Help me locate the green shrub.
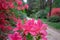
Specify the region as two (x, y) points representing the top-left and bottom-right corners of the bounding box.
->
(36, 10), (48, 18)
(48, 16), (60, 22)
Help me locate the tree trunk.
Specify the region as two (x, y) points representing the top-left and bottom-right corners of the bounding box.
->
(49, 0), (52, 18)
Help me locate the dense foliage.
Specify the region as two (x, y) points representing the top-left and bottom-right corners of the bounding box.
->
(53, 0), (60, 7)
(36, 10), (48, 19)
(48, 16), (60, 22)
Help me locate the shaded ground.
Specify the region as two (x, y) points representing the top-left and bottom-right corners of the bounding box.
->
(47, 27), (60, 40)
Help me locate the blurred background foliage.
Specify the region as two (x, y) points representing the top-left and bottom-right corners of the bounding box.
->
(26, 0), (60, 19)
(53, 0), (60, 8)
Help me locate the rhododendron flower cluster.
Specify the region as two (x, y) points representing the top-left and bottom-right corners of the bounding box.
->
(8, 19), (48, 40)
(0, 12), (12, 32)
(8, 32), (22, 40)
(0, 0), (28, 10)
(0, 12), (13, 40)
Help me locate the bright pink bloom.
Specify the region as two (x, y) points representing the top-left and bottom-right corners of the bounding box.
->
(8, 32), (22, 40)
(40, 24), (48, 30)
(37, 19), (43, 27)
(40, 24), (48, 40)
(23, 19), (41, 36)
(12, 19), (48, 39)
(40, 30), (47, 37)
(14, 19), (48, 36)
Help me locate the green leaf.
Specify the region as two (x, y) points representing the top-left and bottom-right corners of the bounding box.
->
(26, 34), (33, 40)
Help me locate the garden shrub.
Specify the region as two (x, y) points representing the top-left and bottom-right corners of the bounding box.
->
(47, 8), (60, 17)
(0, 0), (48, 40)
(48, 16), (60, 22)
(36, 10), (48, 19)
(47, 8), (60, 22)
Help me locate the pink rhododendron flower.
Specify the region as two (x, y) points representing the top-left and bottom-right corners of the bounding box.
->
(40, 30), (47, 37)
(0, 25), (6, 32)
(17, 6), (21, 10)
(40, 24), (48, 30)
(40, 24), (48, 40)
(2, 3), (9, 10)
(21, 6), (25, 10)
(37, 19), (43, 27)
(0, 12), (7, 19)
(7, 26), (12, 30)
(8, 32), (22, 40)
(24, 4), (29, 9)
(23, 19), (41, 36)
(13, 19), (23, 31)
(16, 0), (22, 5)
(12, 19), (48, 40)
(8, 2), (14, 8)
(13, 19), (48, 36)
(41, 37), (47, 40)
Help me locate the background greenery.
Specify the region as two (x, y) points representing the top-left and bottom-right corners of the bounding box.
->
(26, 0), (60, 29)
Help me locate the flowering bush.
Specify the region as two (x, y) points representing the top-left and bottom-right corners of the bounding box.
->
(0, 0), (47, 40)
(47, 8), (60, 17)
(0, 0), (28, 40)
